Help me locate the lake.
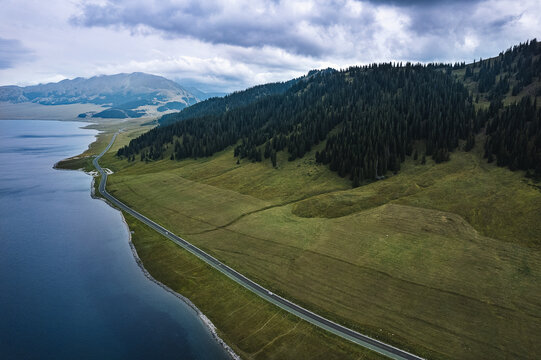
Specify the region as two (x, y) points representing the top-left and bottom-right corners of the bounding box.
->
(0, 120), (229, 360)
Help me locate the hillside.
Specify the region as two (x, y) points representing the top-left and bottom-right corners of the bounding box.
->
(0, 72), (199, 119)
(158, 77), (298, 126)
(452, 39), (541, 106)
(118, 40), (541, 183)
(88, 40), (541, 360)
(99, 119), (541, 360)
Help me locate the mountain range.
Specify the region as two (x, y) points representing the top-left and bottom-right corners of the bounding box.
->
(0, 72), (224, 119)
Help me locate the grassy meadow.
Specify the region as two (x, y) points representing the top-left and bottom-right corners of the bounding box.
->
(58, 121), (390, 359)
(125, 212), (384, 360)
(55, 118), (150, 171)
(94, 126), (541, 360)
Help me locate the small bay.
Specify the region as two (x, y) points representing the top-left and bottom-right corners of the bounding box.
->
(0, 120), (229, 360)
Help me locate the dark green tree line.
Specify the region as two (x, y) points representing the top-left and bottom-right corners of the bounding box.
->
(117, 40), (541, 186)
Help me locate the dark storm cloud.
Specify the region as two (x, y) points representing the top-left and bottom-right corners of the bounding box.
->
(70, 0), (534, 63)
(404, 2), (518, 36)
(70, 0), (376, 57)
(0, 38), (32, 69)
(370, 0), (474, 6)
(399, 2), (529, 62)
(64, 0), (541, 84)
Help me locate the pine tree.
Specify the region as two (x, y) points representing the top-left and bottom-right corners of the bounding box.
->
(270, 150), (277, 168)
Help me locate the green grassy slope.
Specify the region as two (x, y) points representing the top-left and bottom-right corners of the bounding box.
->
(101, 132), (541, 360)
(125, 213), (385, 360)
(58, 121), (386, 359)
(62, 42), (541, 359)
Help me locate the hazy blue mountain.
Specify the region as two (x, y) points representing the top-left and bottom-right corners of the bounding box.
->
(0, 72), (199, 118)
(184, 86), (227, 101)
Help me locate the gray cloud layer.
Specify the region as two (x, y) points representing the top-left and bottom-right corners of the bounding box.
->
(71, 0), (537, 63)
(72, 0), (337, 56)
(0, 38), (32, 69)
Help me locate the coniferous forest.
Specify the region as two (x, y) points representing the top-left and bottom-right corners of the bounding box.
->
(117, 40), (541, 186)
(158, 79), (297, 126)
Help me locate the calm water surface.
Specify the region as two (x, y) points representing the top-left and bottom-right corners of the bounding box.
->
(0, 120), (229, 360)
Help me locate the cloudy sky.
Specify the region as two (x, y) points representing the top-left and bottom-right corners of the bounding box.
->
(0, 0), (539, 93)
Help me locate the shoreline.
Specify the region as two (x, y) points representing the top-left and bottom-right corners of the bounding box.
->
(120, 213), (240, 360)
(56, 158), (240, 360)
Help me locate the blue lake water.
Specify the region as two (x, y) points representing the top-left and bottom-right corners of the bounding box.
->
(0, 120), (229, 360)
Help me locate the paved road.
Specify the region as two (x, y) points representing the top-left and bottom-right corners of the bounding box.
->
(93, 132), (425, 360)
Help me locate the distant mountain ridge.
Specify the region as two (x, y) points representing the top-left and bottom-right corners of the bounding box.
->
(0, 72), (206, 118)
